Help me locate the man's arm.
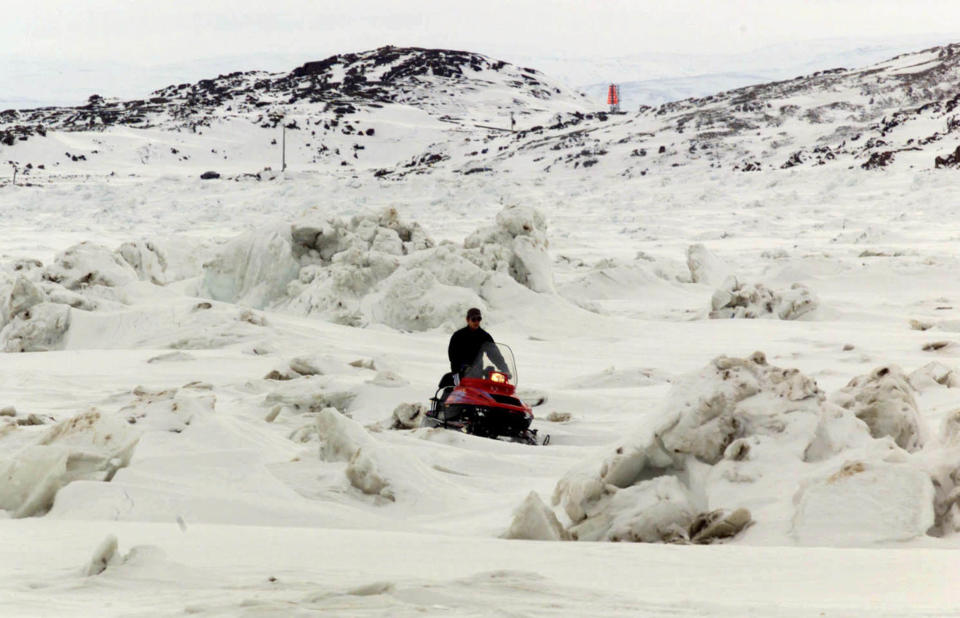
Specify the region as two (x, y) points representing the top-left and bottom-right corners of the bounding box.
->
(448, 331), (458, 373)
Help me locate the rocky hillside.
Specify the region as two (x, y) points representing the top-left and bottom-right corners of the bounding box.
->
(462, 42), (960, 177)
(1, 47), (587, 138)
(3, 43), (960, 179)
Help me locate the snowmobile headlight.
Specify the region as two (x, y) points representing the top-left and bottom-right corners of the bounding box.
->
(490, 372), (507, 383)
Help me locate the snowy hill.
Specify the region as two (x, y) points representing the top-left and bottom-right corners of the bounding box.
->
(469, 42), (960, 176)
(5, 43), (960, 180)
(0, 46), (591, 178)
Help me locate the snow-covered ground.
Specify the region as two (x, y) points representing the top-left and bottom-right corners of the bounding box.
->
(3, 161), (960, 615)
(5, 41), (960, 613)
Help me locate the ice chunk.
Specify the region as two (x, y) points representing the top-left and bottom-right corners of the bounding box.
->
(464, 204), (554, 293)
(0, 410), (140, 517)
(1, 302), (71, 352)
(390, 403), (425, 429)
(574, 476), (698, 542)
(362, 268), (484, 331)
(201, 224), (300, 309)
(792, 461), (934, 545)
(84, 534), (120, 576)
(44, 242), (138, 290)
(552, 352), (867, 544)
(688, 508), (753, 544)
(317, 407), (372, 461)
(316, 407), (452, 503)
(503, 492), (569, 541)
(117, 238), (203, 285)
(710, 277), (818, 320)
(284, 248), (400, 326)
(1, 275), (45, 326)
(830, 365), (924, 451)
(908, 361), (960, 391)
(687, 244), (732, 285)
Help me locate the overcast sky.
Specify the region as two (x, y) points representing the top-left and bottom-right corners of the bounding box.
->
(7, 0), (960, 62)
(4, 1), (960, 104)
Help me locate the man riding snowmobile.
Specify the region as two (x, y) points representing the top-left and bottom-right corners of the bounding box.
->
(425, 320), (544, 444)
(442, 307), (509, 389)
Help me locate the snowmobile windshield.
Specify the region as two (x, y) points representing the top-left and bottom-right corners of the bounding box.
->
(465, 342), (518, 384)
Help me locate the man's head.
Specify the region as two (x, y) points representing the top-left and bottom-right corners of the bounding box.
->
(466, 307), (482, 329)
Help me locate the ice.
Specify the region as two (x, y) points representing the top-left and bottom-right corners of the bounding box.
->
(265, 380), (357, 417)
(44, 241), (138, 290)
(709, 277), (819, 320)
(84, 534), (120, 576)
(792, 461), (935, 545)
(117, 238), (205, 285)
(317, 407), (373, 462)
(571, 476), (698, 542)
(361, 267), (484, 331)
(687, 243), (732, 285)
(0, 302), (71, 352)
(830, 365), (925, 451)
(552, 352), (875, 543)
(503, 491), (570, 541)
(195, 204), (561, 331)
(907, 361), (960, 390)
(316, 407), (456, 503)
(281, 209), (434, 325)
(389, 402), (424, 429)
(463, 204), (555, 294)
(1, 276), (45, 326)
(0, 410), (140, 517)
(119, 385), (216, 433)
(201, 223), (301, 309)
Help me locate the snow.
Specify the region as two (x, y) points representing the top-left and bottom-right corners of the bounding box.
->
(5, 45), (960, 616)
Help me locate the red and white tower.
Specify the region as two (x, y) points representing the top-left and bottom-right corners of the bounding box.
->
(607, 84), (620, 113)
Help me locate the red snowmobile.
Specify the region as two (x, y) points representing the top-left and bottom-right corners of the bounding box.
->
(425, 342), (547, 445)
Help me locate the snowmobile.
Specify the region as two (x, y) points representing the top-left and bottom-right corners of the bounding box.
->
(424, 342), (547, 445)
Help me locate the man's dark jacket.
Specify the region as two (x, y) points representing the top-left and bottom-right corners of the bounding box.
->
(448, 326), (494, 373)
